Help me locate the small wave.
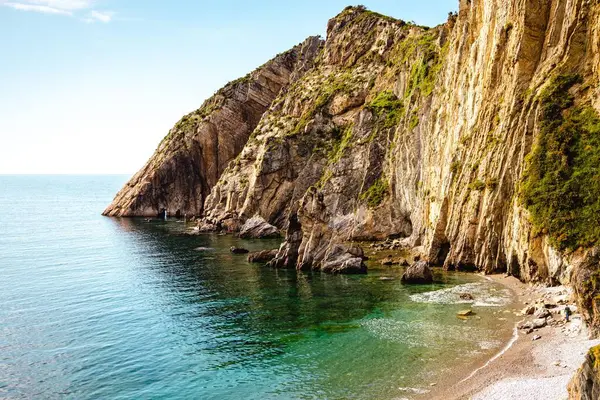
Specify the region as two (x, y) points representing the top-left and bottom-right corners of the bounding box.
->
(397, 387), (430, 395)
(459, 326), (519, 383)
(409, 282), (512, 307)
(194, 247), (215, 251)
(362, 318), (498, 349)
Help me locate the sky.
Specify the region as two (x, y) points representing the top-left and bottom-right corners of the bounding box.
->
(0, 0), (458, 174)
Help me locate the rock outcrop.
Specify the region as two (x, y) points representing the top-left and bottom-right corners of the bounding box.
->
(103, 36), (323, 217)
(239, 216), (280, 239)
(568, 345), (600, 400)
(401, 261), (433, 284)
(106, 2), (600, 327)
(247, 249), (279, 263)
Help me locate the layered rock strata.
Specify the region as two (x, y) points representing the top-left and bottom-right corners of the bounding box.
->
(103, 36), (323, 217)
(106, 2), (600, 330)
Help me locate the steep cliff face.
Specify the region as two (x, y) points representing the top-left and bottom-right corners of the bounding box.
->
(201, 1), (600, 279)
(103, 36), (323, 217)
(569, 344), (600, 399)
(106, 1), (600, 331)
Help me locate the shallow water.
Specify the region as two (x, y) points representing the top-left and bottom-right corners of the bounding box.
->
(0, 175), (517, 399)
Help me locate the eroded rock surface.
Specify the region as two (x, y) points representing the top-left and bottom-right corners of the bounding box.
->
(106, 3), (600, 327)
(401, 261), (433, 284)
(239, 216), (280, 239)
(568, 345), (600, 400)
(247, 249), (279, 263)
(103, 36), (323, 217)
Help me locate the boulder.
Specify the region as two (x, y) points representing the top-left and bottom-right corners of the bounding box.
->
(532, 318), (547, 329)
(248, 249), (279, 263)
(381, 256), (395, 266)
(320, 244), (367, 274)
(230, 246), (249, 254)
(568, 345), (600, 399)
(534, 307), (551, 319)
(401, 261), (433, 284)
(239, 216), (280, 239)
(522, 305), (536, 315)
(198, 221), (218, 232)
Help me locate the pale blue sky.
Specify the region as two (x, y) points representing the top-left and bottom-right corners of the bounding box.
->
(0, 0), (457, 174)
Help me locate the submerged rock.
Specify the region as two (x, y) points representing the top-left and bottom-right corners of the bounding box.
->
(198, 222), (218, 233)
(230, 247), (249, 254)
(457, 309), (475, 317)
(247, 249), (279, 263)
(381, 256), (395, 266)
(401, 261), (433, 284)
(239, 216), (280, 239)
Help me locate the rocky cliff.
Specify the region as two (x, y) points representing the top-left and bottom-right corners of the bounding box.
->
(106, 1), (600, 331)
(103, 36), (323, 217)
(569, 344), (600, 399)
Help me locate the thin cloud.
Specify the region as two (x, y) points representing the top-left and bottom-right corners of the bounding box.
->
(87, 9), (113, 23)
(2, 0), (116, 22)
(4, 2), (72, 15)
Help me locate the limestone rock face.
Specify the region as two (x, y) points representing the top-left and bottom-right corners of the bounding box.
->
(568, 345), (600, 400)
(107, 3), (600, 328)
(320, 244), (367, 274)
(103, 36), (323, 217)
(239, 216), (279, 239)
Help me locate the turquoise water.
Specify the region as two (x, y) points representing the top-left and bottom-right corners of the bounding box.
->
(0, 175), (517, 399)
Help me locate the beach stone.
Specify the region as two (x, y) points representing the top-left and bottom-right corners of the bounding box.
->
(247, 249), (278, 263)
(401, 261), (433, 284)
(534, 307), (551, 319)
(239, 216), (280, 239)
(380, 256), (395, 266)
(522, 305), (536, 315)
(457, 309), (475, 317)
(532, 335), (541, 341)
(230, 246), (250, 254)
(459, 293), (474, 301)
(518, 321), (533, 330)
(532, 318), (547, 329)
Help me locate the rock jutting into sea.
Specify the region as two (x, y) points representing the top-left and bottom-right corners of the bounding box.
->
(104, 0), (600, 367)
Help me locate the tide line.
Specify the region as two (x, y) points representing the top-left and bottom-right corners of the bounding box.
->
(458, 325), (520, 383)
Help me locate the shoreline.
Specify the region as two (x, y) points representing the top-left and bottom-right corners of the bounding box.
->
(429, 275), (600, 400)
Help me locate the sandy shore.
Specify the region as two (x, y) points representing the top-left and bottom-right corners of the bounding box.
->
(429, 275), (600, 400)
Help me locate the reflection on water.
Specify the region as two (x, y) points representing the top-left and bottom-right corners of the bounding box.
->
(0, 176), (518, 400)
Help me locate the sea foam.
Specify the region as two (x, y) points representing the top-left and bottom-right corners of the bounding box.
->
(409, 282), (512, 307)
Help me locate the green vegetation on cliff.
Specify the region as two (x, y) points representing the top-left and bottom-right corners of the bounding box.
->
(360, 178), (389, 208)
(366, 91), (403, 128)
(521, 74), (600, 251)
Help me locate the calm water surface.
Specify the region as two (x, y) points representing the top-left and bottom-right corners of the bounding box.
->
(0, 175), (517, 399)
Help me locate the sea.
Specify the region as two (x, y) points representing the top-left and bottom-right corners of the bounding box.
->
(0, 175), (518, 399)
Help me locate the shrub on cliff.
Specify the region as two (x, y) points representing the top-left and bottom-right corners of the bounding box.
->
(521, 74), (600, 251)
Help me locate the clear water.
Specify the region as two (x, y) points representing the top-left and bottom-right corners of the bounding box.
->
(0, 175), (517, 399)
